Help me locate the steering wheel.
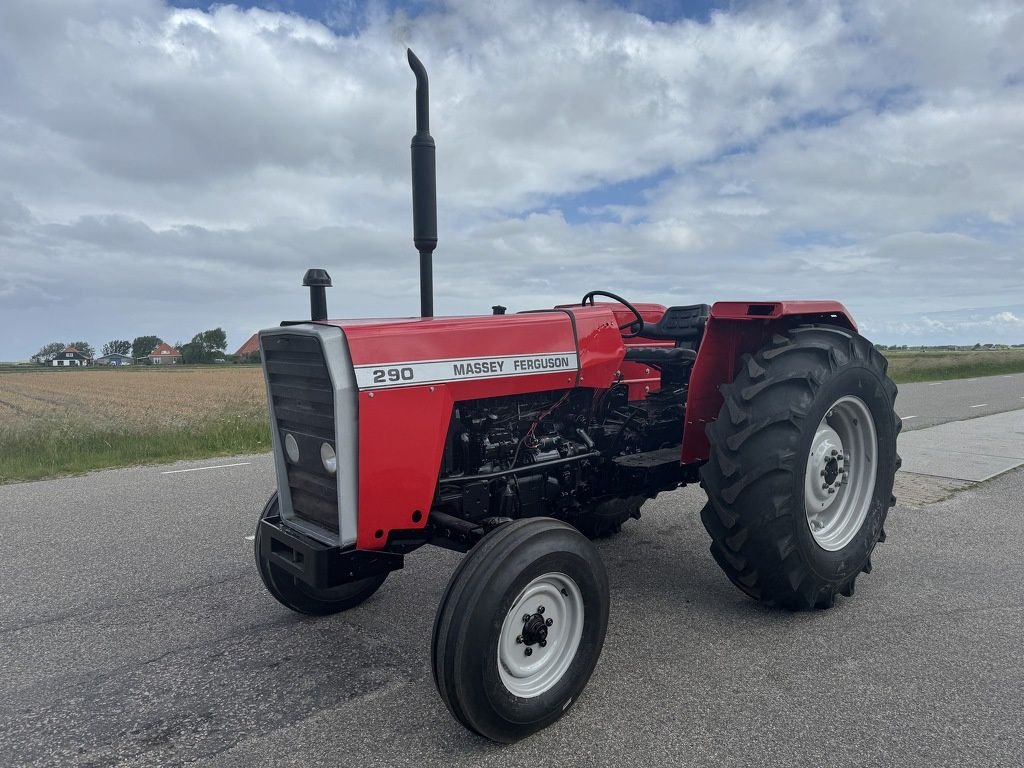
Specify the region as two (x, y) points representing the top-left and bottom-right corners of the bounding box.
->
(580, 290), (645, 338)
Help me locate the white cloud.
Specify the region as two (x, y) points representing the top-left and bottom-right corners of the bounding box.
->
(0, 0), (1022, 357)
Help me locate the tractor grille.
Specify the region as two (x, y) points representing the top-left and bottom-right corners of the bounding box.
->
(262, 333), (339, 533)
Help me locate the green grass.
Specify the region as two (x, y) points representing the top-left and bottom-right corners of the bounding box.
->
(882, 348), (1024, 384)
(0, 416), (271, 484)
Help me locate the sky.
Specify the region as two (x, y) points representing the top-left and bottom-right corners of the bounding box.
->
(0, 0), (1022, 360)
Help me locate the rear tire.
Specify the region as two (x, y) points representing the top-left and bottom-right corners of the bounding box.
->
(432, 518), (609, 742)
(255, 493), (387, 615)
(700, 325), (900, 609)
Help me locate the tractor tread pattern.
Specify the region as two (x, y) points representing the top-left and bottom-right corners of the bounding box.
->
(699, 324), (899, 610)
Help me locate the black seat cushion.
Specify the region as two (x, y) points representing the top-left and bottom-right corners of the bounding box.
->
(641, 304), (710, 342)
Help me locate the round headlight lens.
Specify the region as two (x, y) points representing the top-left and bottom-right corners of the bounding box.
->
(320, 442), (337, 475)
(284, 433), (300, 464)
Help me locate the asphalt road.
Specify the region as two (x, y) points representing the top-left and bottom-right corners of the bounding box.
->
(895, 371), (1024, 430)
(3, 446), (1023, 767)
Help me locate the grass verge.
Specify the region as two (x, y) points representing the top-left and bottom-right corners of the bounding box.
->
(0, 418), (270, 484)
(882, 349), (1024, 384)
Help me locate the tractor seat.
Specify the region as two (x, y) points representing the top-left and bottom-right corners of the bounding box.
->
(640, 304), (711, 344)
(623, 346), (697, 366)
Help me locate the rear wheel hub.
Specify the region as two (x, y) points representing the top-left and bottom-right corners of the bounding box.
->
(803, 395), (878, 551)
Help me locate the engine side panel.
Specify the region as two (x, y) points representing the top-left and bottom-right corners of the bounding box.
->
(329, 308), (627, 548)
(681, 300), (856, 464)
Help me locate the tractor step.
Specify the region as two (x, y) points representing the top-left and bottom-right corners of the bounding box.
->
(612, 447), (683, 469)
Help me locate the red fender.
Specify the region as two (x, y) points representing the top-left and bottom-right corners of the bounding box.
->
(681, 301), (857, 464)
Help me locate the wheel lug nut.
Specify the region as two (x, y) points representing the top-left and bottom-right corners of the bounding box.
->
(828, 488), (835, 494)
(830, 449), (838, 457)
(545, 618), (553, 626)
(524, 647), (533, 656)
(522, 614), (531, 623)
(515, 636), (523, 644)
(539, 640), (546, 647)
(537, 606), (545, 614)
(820, 469), (827, 477)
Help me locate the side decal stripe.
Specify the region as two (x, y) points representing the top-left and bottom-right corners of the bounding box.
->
(354, 352), (579, 390)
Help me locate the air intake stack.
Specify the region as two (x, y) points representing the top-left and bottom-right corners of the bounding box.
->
(407, 49), (437, 318)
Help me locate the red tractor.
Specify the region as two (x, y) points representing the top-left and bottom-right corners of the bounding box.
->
(254, 51), (900, 743)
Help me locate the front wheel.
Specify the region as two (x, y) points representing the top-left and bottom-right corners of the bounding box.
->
(254, 493), (387, 615)
(432, 518), (609, 742)
(700, 325), (900, 609)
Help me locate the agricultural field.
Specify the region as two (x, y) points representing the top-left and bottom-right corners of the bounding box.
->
(0, 366), (269, 483)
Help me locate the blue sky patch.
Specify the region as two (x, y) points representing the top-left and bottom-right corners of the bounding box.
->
(526, 168), (674, 224)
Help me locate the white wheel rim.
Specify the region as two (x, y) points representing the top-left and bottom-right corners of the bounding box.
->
(803, 395), (878, 551)
(497, 572), (584, 699)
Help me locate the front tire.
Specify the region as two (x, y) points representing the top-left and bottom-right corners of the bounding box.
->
(432, 518), (609, 742)
(700, 325), (900, 609)
(255, 493), (387, 615)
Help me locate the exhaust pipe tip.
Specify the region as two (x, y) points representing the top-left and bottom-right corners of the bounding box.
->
(303, 268), (332, 321)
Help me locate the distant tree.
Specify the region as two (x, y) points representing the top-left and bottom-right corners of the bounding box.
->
(68, 340), (95, 359)
(177, 340), (201, 365)
(102, 339), (131, 357)
(31, 342), (65, 364)
(195, 328), (228, 355)
(180, 328), (228, 364)
(131, 335), (162, 359)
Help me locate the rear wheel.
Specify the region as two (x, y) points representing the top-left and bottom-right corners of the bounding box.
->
(700, 325), (900, 609)
(255, 493), (387, 615)
(432, 518), (609, 742)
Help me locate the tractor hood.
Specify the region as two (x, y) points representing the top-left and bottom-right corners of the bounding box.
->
(309, 306), (628, 395)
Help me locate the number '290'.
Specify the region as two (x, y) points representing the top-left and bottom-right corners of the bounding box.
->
(371, 367), (415, 384)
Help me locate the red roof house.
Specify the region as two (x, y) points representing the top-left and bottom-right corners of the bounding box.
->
(234, 333), (260, 360)
(147, 342), (182, 365)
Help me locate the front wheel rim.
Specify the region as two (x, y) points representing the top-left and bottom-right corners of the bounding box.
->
(803, 395), (878, 551)
(497, 572), (584, 698)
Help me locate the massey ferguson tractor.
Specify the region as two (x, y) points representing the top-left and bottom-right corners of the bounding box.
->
(254, 51), (900, 743)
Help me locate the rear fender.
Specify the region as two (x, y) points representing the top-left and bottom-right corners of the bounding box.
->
(680, 301), (856, 464)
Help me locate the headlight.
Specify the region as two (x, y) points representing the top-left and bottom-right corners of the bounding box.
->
(284, 433), (300, 464)
(320, 442), (337, 474)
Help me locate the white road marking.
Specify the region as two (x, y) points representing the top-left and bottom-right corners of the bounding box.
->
(901, 415), (918, 420)
(161, 462), (252, 475)
(968, 404), (988, 408)
(928, 382), (943, 386)
(244, 535), (255, 541)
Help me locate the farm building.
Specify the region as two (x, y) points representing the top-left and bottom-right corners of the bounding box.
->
(234, 333), (260, 361)
(52, 346), (91, 367)
(95, 353), (133, 366)
(147, 343), (182, 365)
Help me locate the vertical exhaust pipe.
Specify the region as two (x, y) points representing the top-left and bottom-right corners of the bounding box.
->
(303, 268), (332, 321)
(407, 49), (437, 318)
